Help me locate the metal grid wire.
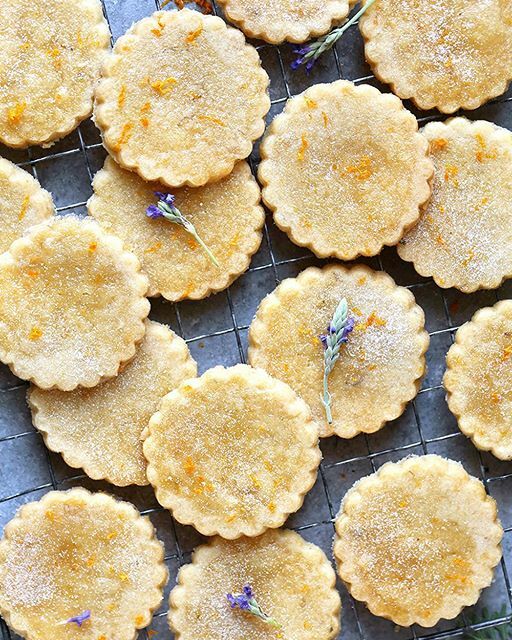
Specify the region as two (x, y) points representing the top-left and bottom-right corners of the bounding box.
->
(1, 1), (512, 639)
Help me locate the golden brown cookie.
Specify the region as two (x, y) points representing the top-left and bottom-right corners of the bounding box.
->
(334, 455), (503, 627)
(94, 9), (270, 187)
(360, 0), (512, 113)
(249, 264), (428, 438)
(217, 0), (353, 44)
(0, 216), (149, 390)
(258, 81), (433, 260)
(28, 320), (197, 486)
(0, 488), (167, 640)
(0, 157), (54, 254)
(143, 364), (321, 539)
(88, 157), (264, 300)
(445, 301), (512, 460)
(398, 118), (512, 292)
(0, 0), (110, 147)
(169, 529), (341, 640)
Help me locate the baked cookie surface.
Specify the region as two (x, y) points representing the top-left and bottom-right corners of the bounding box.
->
(29, 320), (197, 486)
(360, 0), (512, 113)
(249, 264), (428, 438)
(94, 9), (270, 187)
(0, 157), (54, 254)
(143, 364), (320, 538)
(0, 0), (110, 147)
(398, 118), (512, 292)
(0, 216), (149, 390)
(258, 81), (433, 260)
(0, 489), (167, 640)
(88, 157), (264, 300)
(169, 529), (341, 640)
(445, 301), (512, 460)
(217, 0), (352, 44)
(334, 455), (503, 627)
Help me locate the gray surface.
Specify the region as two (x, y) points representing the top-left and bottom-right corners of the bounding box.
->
(1, 1), (512, 639)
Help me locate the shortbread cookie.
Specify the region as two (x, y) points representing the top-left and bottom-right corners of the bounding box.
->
(88, 157), (264, 300)
(249, 264), (428, 438)
(143, 364), (320, 538)
(258, 81), (433, 260)
(0, 216), (149, 390)
(334, 455), (503, 627)
(398, 118), (512, 292)
(0, 0), (110, 147)
(94, 9), (270, 188)
(169, 529), (341, 639)
(360, 0), (512, 113)
(0, 158), (54, 254)
(0, 489), (167, 640)
(445, 301), (512, 460)
(217, 0), (352, 44)
(28, 320), (196, 486)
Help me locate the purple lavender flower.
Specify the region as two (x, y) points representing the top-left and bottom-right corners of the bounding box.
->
(291, 45), (314, 71)
(66, 610), (91, 627)
(154, 191), (175, 207)
(226, 584), (280, 627)
(146, 204), (164, 219)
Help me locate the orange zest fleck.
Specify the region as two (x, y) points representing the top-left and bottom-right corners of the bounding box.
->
(357, 276), (367, 286)
(29, 327), (42, 341)
(113, 122), (133, 151)
(26, 268), (39, 278)
(145, 241), (162, 254)
(197, 114), (225, 126)
(183, 456), (196, 475)
(45, 509), (54, 521)
(86, 555), (96, 567)
(304, 96), (317, 109)
(491, 392), (501, 403)
(47, 47), (62, 69)
(436, 234), (445, 246)
(140, 117), (150, 128)
(322, 111), (329, 127)
(297, 134), (308, 162)
(135, 615), (144, 626)
(140, 102), (151, 114)
(118, 572), (129, 582)
(98, 636), (107, 640)
(150, 77), (177, 96)
(346, 155), (372, 181)
(430, 138), (447, 152)
(366, 311), (386, 327)
(461, 248), (475, 267)
(7, 102), (26, 125)
(106, 531), (117, 540)
(18, 194), (30, 221)
(503, 346), (512, 362)
(444, 164), (459, 186)
(118, 85), (127, 108)
(186, 26), (203, 43)
(88, 242), (97, 253)
(250, 474), (261, 489)
(268, 502), (276, 513)
(398, 500), (408, 508)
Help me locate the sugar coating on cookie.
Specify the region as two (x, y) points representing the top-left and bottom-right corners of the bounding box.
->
(94, 9), (270, 188)
(360, 0), (512, 113)
(258, 81), (433, 260)
(334, 455), (503, 627)
(445, 301), (512, 460)
(0, 157), (54, 253)
(0, 216), (149, 390)
(249, 264), (428, 438)
(88, 158), (264, 301)
(217, 0), (352, 44)
(143, 364), (321, 538)
(29, 320), (197, 486)
(0, 489), (167, 640)
(0, 0), (110, 147)
(169, 529), (340, 640)
(398, 118), (512, 292)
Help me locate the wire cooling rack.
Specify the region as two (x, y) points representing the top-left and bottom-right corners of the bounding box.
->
(1, 2), (512, 639)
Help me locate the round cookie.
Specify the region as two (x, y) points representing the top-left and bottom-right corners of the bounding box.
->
(169, 529), (341, 640)
(258, 81), (433, 260)
(94, 9), (270, 187)
(217, 0), (353, 44)
(248, 264), (428, 438)
(360, 0), (512, 113)
(0, 216), (149, 390)
(88, 157), (264, 300)
(0, 0), (110, 148)
(0, 488), (167, 640)
(0, 157), (54, 254)
(445, 301), (512, 460)
(143, 364), (321, 539)
(28, 320), (197, 486)
(398, 118), (512, 292)
(334, 455), (503, 627)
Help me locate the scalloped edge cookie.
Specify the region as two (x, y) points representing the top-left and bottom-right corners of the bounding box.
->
(333, 455), (503, 627)
(169, 529), (341, 639)
(445, 300), (512, 460)
(94, 9), (270, 187)
(0, 488), (168, 640)
(258, 81), (433, 260)
(143, 364), (321, 539)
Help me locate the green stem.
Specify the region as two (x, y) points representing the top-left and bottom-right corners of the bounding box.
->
(322, 370), (333, 424)
(188, 228), (220, 267)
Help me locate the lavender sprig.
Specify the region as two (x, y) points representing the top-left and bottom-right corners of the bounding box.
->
(320, 298), (354, 424)
(146, 192), (219, 267)
(227, 584), (281, 628)
(57, 610), (91, 627)
(291, 0), (378, 72)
